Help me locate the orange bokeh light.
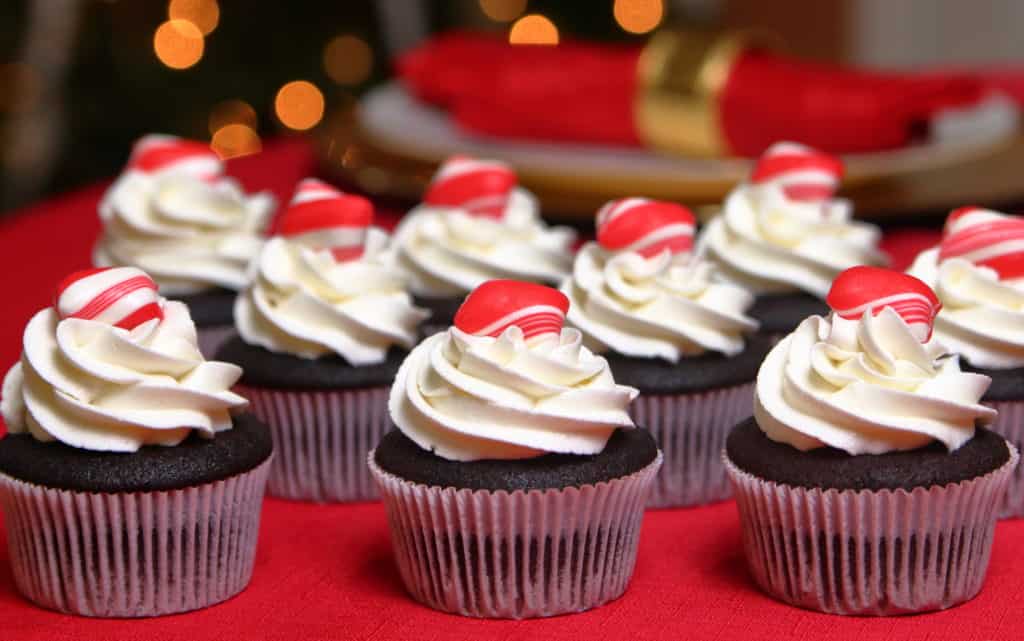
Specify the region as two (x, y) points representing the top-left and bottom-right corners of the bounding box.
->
(274, 81), (325, 131)
(168, 0), (220, 36)
(210, 123), (261, 160)
(323, 35), (373, 86)
(479, 0), (527, 22)
(153, 19), (204, 70)
(208, 99), (258, 136)
(508, 14), (559, 45)
(613, 0), (664, 34)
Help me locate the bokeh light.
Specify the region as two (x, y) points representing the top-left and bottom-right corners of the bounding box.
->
(210, 123), (262, 159)
(208, 99), (258, 136)
(613, 0), (664, 34)
(479, 0), (527, 22)
(168, 0), (220, 36)
(323, 35), (373, 86)
(274, 80), (325, 130)
(153, 19), (204, 69)
(509, 14), (559, 45)
(0, 63), (40, 114)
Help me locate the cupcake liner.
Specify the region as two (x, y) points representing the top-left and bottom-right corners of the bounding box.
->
(368, 451), (662, 619)
(987, 400), (1024, 519)
(724, 444), (1019, 616)
(196, 324), (235, 359)
(239, 384), (390, 503)
(631, 383), (753, 509)
(0, 458), (271, 618)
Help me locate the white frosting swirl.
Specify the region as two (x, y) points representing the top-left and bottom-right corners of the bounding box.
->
(1, 301), (247, 452)
(94, 172), (275, 295)
(700, 183), (886, 297)
(908, 247), (1024, 369)
(389, 326), (637, 461)
(235, 229), (429, 365)
(755, 308), (995, 455)
(394, 188), (576, 297)
(562, 243), (758, 361)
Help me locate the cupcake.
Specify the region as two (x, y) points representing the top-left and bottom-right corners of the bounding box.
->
(370, 280), (661, 619)
(561, 198), (768, 508)
(220, 178), (428, 503)
(700, 142), (886, 335)
(725, 265), (1016, 616)
(393, 155), (575, 333)
(93, 134), (276, 356)
(0, 266), (272, 617)
(907, 206), (1024, 517)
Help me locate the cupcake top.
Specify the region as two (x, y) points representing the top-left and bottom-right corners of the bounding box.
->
(907, 206), (1024, 369)
(389, 280), (638, 461)
(562, 198), (758, 362)
(93, 134), (276, 296)
(393, 156), (576, 297)
(235, 179), (428, 365)
(0, 266), (248, 452)
(700, 142), (886, 297)
(755, 266), (996, 455)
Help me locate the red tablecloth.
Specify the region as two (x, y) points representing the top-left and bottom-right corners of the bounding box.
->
(1, 139), (1019, 641)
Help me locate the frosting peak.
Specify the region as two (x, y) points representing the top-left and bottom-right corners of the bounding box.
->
(1, 267), (247, 452)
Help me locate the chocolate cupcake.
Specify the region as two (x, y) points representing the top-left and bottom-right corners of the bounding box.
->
(725, 266), (1016, 616)
(370, 280), (661, 619)
(221, 179), (427, 503)
(699, 142), (886, 336)
(561, 198), (767, 508)
(908, 206), (1024, 518)
(0, 266), (272, 618)
(393, 155), (575, 334)
(93, 134), (275, 356)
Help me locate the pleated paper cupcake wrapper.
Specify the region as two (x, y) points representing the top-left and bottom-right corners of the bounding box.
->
(196, 324), (235, 359)
(368, 451), (663, 619)
(724, 445), (1019, 616)
(239, 384), (391, 503)
(988, 400), (1024, 519)
(0, 458), (271, 618)
(632, 383), (753, 509)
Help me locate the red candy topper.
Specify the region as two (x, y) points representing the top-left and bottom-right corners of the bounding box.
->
(454, 280), (570, 341)
(56, 266), (164, 331)
(422, 155), (517, 218)
(939, 207), (1024, 280)
(276, 178), (374, 262)
(126, 134), (222, 179)
(751, 142), (844, 202)
(826, 266), (941, 342)
(595, 198), (695, 258)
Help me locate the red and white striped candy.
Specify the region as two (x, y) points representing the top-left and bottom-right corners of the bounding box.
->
(826, 266), (941, 342)
(751, 142), (844, 201)
(454, 280), (570, 341)
(423, 155), (517, 218)
(595, 198), (695, 258)
(126, 134), (222, 179)
(56, 267), (164, 330)
(276, 178), (374, 262)
(939, 207), (1024, 280)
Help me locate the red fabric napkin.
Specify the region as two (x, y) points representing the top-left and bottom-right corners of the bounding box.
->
(397, 32), (993, 156)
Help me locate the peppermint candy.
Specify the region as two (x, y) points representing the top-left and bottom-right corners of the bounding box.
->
(826, 266), (941, 342)
(276, 178), (374, 262)
(595, 198), (695, 258)
(423, 155), (517, 218)
(939, 207), (1024, 280)
(751, 141), (843, 201)
(56, 267), (164, 330)
(454, 279), (570, 341)
(126, 134), (222, 179)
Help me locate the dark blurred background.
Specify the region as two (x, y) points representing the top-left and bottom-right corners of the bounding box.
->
(2, 0), (1023, 213)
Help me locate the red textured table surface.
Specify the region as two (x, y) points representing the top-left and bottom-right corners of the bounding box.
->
(0, 139), (1019, 641)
